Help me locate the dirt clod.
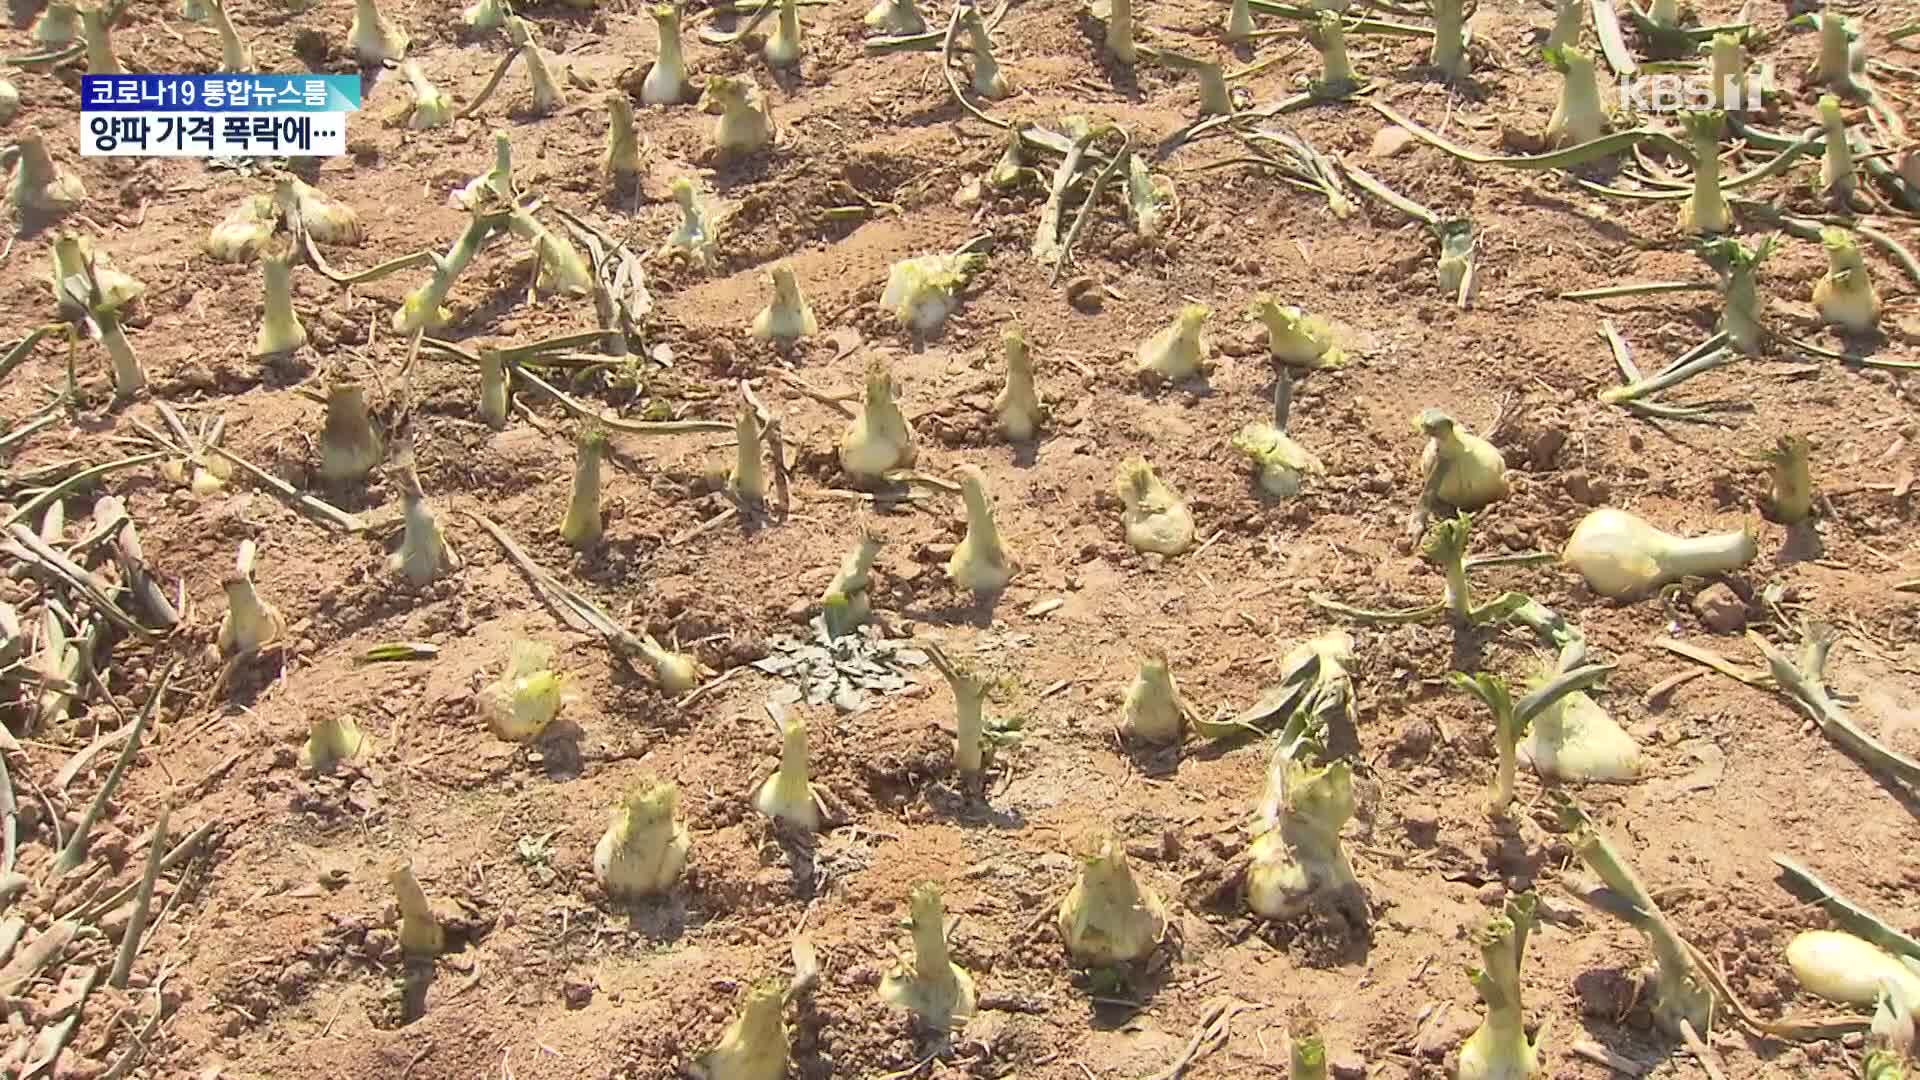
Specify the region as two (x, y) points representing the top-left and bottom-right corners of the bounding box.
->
(1692, 583), (1748, 633)
(1564, 470), (1609, 506)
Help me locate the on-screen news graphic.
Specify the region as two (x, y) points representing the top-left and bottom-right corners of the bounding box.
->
(79, 74), (359, 158)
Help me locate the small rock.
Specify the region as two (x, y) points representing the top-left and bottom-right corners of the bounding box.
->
(1529, 427), (1566, 470)
(1401, 807), (1439, 846)
(1416, 1005), (1479, 1060)
(1564, 470), (1609, 506)
(361, 928), (397, 961)
(56, 1056), (105, 1080)
(1476, 881), (1508, 907)
(1396, 717), (1437, 757)
(1218, 324), (1263, 358)
(1330, 1057), (1368, 1080)
(1575, 968), (1638, 1017)
(1064, 277), (1104, 314)
(1500, 125), (1546, 154)
(1691, 583), (1747, 633)
(563, 977), (594, 1009)
(99, 899), (138, 941)
(277, 959), (318, 1001)
(1370, 125), (1414, 158)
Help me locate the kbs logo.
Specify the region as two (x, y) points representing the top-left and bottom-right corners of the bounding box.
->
(1616, 67), (1775, 114)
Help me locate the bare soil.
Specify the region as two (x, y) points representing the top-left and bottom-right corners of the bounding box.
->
(3, 0), (1920, 1077)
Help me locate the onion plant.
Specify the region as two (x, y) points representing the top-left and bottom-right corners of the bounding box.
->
(1114, 457), (1194, 556)
(1206, 649), (1361, 895)
(879, 883), (975, 1031)
(1429, 0), (1467, 79)
(821, 532), (882, 637)
(1706, 32), (1745, 110)
(866, 0), (925, 35)
(1252, 296), (1344, 369)
(1544, 45), (1607, 146)
(1451, 664), (1612, 817)
(1812, 227), (1880, 332)
(701, 980), (788, 1080)
(948, 465), (1014, 593)
(463, 0), (509, 31)
(390, 863), (445, 956)
(208, 0), (252, 71)
(1702, 234), (1774, 354)
(1546, 0), (1585, 50)
(318, 380), (383, 485)
(1816, 95), (1859, 207)
(750, 263), (816, 343)
(1306, 11), (1355, 91)
(1120, 651), (1184, 745)
(660, 177), (721, 270)
(1559, 798), (1716, 1038)
(478, 349), (511, 429)
(1806, 8), (1864, 98)
(9, 129), (86, 220)
(1562, 507), (1755, 598)
(763, 0), (803, 66)
(593, 778), (689, 899)
(349, 0), (409, 63)
(1677, 110), (1731, 234)
(1137, 303), (1209, 381)
(1232, 421), (1322, 498)
(1520, 654), (1643, 783)
(707, 75), (772, 156)
(561, 425), (608, 549)
(254, 245), (307, 357)
(78, 4), (120, 74)
(604, 93), (642, 178)
(217, 540), (287, 657)
(477, 640), (569, 741)
(33, 2), (78, 46)
(1056, 835), (1167, 965)
(1416, 408), (1506, 512)
(1789, 931), (1920, 1009)
(1225, 0), (1254, 43)
(1103, 0), (1135, 65)
(643, 4), (689, 104)
(1763, 434), (1813, 524)
(839, 357), (916, 482)
(923, 643), (990, 788)
(1458, 893), (1547, 1080)
(1753, 621), (1920, 792)
(394, 207), (513, 332)
(506, 17), (566, 113)
(389, 461), (459, 585)
(880, 247), (986, 332)
(300, 714), (370, 773)
(993, 326), (1042, 442)
(639, 634), (710, 693)
(963, 8), (1009, 98)
(754, 716), (822, 831)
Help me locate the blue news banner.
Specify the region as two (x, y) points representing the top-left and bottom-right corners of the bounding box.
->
(80, 74), (360, 158)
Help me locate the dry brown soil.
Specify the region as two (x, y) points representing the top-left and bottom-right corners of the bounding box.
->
(3, 0), (1920, 1077)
